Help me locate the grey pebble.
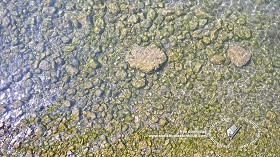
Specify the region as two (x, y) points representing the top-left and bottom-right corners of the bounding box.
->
(36, 42), (45, 52)
(2, 15), (11, 27)
(65, 64), (79, 76)
(39, 60), (50, 71)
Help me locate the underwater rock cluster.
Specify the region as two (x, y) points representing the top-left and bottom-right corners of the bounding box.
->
(0, 0), (279, 156)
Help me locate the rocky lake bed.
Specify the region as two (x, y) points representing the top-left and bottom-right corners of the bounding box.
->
(0, 0), (279, 156)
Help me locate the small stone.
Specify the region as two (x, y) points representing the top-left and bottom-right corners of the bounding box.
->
(36, 42), (45, 52)
(159, 117), (167, 126)
(147, 9), (157, 20)
(234, 25), (251, 39)
(227, 45), (252, 67)
(55, 58), (65, 66)
(117, 142), (125, 149)
(199, 19), (208, 28)
(193, 62), (203, 73)
(83, 82), (93, 89)
(62, 75), (70, 83)
(2, 16), (11, 27)
(71, 107), (80, 120)
(65, 65), (79, 76)
(34, 68), (42, 74)
(39, 60), (50, 71)
(84, 111), (96, 120)
(95, 89), (104, 97)
(202, 37), (211, 45)
(151, 116), (159, 123)
(35, 126), (43, 137)
(0, 80), (12, 91)
(211, 55), (226, 65)
(68, 146), (75, 151)
(121, 124), (129, 132)
(194, 153), (203, 157)
(61, 36), (71, 44)
(189, 20), (198, 30)
(108, 3), (120, 15)
(100, 134), (107, 141)
(265, 111), (277, 121)
(63, 100), (71, 107)
(86, 59), (99, 69)
(195, 9), (213, 19)
(126, 44), (167, 73)
(42, 7), (56, 16)
(196, 41), (205, 50)
(131, 77), (146, 89)
(64, 45), (76, 52)
(138, 141), (147, 150)
(67, 88), (77, 95)
(128, 15), (139, 24)
(77, 15), (92, 28)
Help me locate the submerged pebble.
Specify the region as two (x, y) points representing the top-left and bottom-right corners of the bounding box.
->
(227, 45), (252, 67)
(126, 44), (167, 73)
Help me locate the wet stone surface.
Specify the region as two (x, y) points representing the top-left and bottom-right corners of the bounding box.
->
(126, 44), (167, 73)
(227, 45), (252, 67)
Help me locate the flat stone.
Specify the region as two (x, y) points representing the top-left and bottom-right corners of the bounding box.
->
(55, 58), (65, 66)
(2, 16), (11, 27)
(194, 153), (203, 157)
(126, 44), (167, 73)
(39, 60), (50, 71)
(70, 106), (80, 121)
(63, 100), (72, 107)
(36, 42), (45, 52)
(108, 3), (120, 16)
(266, 111), (277, 121)
(83, 82), (93, 89)
(65, 65), (79, 76)
(61, 36), (71, 44)
(95, 89), (104, 97)
(131, 77), (146, 89)
(234, 25), (251, 39)
(151, 115), (159, 123)
(159, 117), (167, 126)
(227, 45), (252, 67)
(35, 126), (43, 137)
(211, 54), (226, 65)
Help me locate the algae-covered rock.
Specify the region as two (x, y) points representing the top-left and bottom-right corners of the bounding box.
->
(65, 64), (79, 76)
(227, 45), (252, 67)
(234, 25), (251, 39)
(211, 54), (226, 65)
(126, 44), (167, 73)
(131, 77), (146, 89)
(266, 111), (277, 121)
(189, 20), (199, 31)
(107, 3), (120, 16)
(195, 9), (213, 19)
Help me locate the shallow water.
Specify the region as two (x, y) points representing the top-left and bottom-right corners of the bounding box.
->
(0, 0), (279, 156)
